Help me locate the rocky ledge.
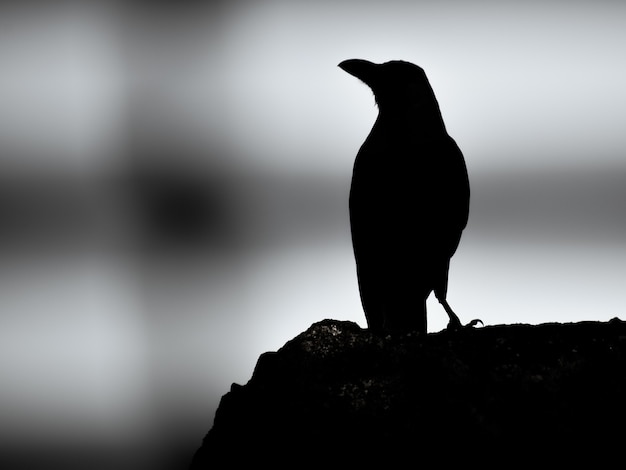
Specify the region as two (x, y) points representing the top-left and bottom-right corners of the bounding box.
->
(191, 318), (626, 467)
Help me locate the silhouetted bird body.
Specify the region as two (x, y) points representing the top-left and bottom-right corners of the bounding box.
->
(340, 59), (477, 334)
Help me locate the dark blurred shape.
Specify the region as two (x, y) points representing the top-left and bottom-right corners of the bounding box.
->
(340, 59), (478, 334)
(191, 318), (626, 467)
(470, 167), (626, 244)
(0, 172), (116, 256)
(128, 167), (223, 247)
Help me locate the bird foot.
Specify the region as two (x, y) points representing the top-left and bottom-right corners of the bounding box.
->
(440, 298), (482, 331)
(446, 318), (483, 331)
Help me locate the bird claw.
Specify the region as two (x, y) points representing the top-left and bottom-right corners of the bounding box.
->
(446, 318), (483, 331)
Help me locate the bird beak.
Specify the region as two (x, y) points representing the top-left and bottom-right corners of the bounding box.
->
(338, 59), (378, 88)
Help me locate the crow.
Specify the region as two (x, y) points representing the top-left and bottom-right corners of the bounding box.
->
(339, 59), (480, 335)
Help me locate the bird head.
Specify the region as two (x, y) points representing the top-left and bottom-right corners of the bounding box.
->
(338, 59), (439, 114)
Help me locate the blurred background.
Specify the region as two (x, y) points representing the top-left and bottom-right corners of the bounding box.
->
(1, 0), (625, 468)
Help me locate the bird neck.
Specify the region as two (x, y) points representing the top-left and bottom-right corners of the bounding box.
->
(376, 105), (448, 137)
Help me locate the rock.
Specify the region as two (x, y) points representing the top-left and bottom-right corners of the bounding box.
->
(190, 318), (626, 467)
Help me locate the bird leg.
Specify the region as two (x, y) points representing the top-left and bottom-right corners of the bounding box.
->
(439, 297), (483, 331)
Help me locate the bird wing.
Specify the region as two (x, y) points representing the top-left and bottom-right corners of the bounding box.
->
(383, 134), (469, 280)
(349, 132), (469, 284)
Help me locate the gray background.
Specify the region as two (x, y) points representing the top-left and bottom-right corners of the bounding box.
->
(1, 1), (625, 468)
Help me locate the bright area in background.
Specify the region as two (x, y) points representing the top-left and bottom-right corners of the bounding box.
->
(0, 1), (624, 468)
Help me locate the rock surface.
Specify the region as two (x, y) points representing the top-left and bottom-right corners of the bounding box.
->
(191, 318), (626, 467)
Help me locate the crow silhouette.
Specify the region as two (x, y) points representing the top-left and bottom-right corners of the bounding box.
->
(339, 59), (481, 334)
